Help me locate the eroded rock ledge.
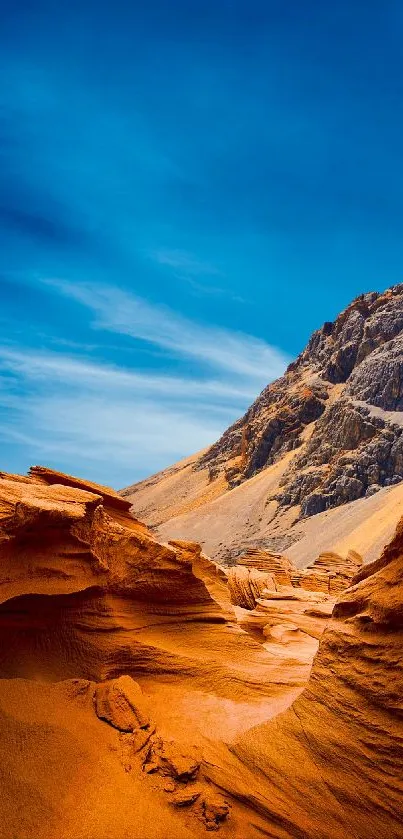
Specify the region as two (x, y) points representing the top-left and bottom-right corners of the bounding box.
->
(0, 466), (402, 838)
(206, 518), (403, 839)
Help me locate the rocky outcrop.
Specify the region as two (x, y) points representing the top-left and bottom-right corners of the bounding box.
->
(227, 565), (276, 610)
(94, 675), (151, 732)
(0, 468), (276, 695)
(206, 516), (403, 839)
(291, 286), (403, 381)
(278, 398), (403, 516)
(347, 333), (403, 410)
(227, 548), (362, 687)
(122, 284), (403, 556)
(294, 548), (362, 593)
(205, 284), (403, 513)
(199, 380), (329, 486)
(236, 548), (295, 583)
(228, 547), (362, 608)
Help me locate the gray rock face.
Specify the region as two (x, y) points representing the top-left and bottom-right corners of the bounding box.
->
(292, 284), (403, 385)
(278, 400), (403, 516)
(199, 376), (329, 485)
(347, 334), (403, 410)
(195, 284), (403, 520)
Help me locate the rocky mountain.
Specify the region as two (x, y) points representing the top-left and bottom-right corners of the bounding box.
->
(0, 465), (402, 839)
(122, 284), (403, 563)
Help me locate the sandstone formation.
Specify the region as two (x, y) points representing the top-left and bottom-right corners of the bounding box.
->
(0, 465), (402, 838)
(94, 675), (151, 732)
(0, 468), (283, 693)
(227, 547), (362, 678)
(205, 515), (403, 839)
(122, 284), (403, 563)
(0, 466), (318, 839)
(227, 547), (361, 609)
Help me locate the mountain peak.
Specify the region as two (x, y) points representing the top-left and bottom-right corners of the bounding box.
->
(122, 284), (403, 564)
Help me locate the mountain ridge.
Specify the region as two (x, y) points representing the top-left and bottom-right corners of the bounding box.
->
(122, 284), (403, 562)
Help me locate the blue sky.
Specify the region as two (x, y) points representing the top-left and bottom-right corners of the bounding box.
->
(0, 0), (402, 487)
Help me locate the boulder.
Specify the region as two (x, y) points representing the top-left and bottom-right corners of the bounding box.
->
(145, 737), (202, 781)
(94, 676), (150, 732)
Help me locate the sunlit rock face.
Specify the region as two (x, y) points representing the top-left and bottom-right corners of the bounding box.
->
(226, 547), (362, 678)
(0, 466), (402, 839)
(0, 469), (247, 686)
(206, 517), (403, 839)
(0, 467), (319, 839)
(122, 284), (403, 565)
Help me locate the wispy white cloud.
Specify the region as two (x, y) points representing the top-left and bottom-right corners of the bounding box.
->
(0, 347), (240, 486)
(0, 348), (258, 403)
(150, 248), (223, 277)
(149, 248), (247, 301)
(0, 281), (291, 487)
(43, 279), (290, 382)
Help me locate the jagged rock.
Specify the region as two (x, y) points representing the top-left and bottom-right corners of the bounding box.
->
(227, 566), (276, 610)
(145, 737), (202, 781)
(199, 380), (329, 482)
(280, 399), (403, 516)
(122, 284), (403, 562)
(94, 676), (150, 732)
(170, 785), (203, 806)
(293, 285), (403, 382)
(347, 334), (403, 410)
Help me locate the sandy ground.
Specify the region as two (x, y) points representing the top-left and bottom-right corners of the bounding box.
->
(154, 471), (403, 568)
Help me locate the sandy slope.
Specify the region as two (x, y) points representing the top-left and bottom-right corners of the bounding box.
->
(152, 467), (403, 567)
(0, 679), (203, 839)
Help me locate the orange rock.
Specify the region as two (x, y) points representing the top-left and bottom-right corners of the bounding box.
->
(170, 784), (203, 806)
(145, 737), (202, 781)
(94, 676), (150, 731)
(237, 548), (295, 586)
(227, 565), (276, 609)
(2, 464), (399, 839)
(206, 516), (403, 839)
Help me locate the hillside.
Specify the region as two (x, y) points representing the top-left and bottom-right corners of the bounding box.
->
(122, 284), (403, 563)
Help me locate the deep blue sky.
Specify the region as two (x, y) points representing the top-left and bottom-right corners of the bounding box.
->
(0, 0), (402, 486)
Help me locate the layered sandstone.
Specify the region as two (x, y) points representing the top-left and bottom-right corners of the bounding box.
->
(205, 516), (403, 839)
(0, 469), (283, 695)
(228, 547), (362, 609)
(227, 547), (361, 678)
(0, 467), (323, 839)
(0, 467), (402, 838)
